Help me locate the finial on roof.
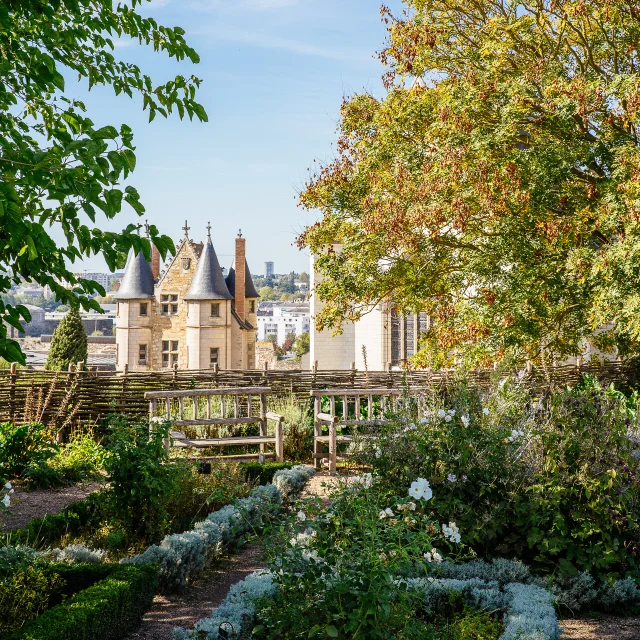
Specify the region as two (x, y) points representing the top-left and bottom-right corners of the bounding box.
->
(182, 220), (190, 239)
(206, 222), (211, 239)
(144, 220), (150, 238)
(238, 229), (243, 238)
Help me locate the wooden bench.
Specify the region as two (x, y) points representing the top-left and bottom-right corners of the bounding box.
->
(145, 387), (284, 462)
(311, 388), (420, 472)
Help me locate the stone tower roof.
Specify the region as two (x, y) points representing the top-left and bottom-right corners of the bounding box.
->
(184, 233), (232, 301)
(114, 248), (155, 299)
(226, 258), (259, 299)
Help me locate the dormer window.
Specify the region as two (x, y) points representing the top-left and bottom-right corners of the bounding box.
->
(161, 294), (179, 315)
(181, 257), (191, 271)
(210, 303), (220, 318)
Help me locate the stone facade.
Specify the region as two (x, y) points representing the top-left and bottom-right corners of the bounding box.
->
(115, 226), (258, 372)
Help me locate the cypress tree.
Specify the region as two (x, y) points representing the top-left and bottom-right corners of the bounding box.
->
(45, 307), (88, 371)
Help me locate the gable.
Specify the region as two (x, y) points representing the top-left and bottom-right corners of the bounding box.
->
(156, 239), (202, 298)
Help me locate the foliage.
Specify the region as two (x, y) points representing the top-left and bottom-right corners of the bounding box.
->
(24, 430), (106, 488)
(268, 395), (314, 461)
(353, 376), (640, 578)
(45, 308), (88, 371)
(103, 416), (174, 542)
(0, 0), (205, 364)
(299, 0), (640, 367)
(293, 331), (310, 357)
(7, 564), (157, 640)
(0, 422), (57, 479)
(239, 461), (294, 486)
(45, 544), (107, 565)
(271, 464), (316, 500)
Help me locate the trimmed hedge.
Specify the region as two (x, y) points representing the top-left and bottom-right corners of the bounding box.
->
(11, 492), (105, 546)
(238, 461), (294, 486)
(9, 564), (157, 640)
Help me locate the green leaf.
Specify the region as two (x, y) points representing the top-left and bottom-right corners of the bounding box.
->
(92, 126), (119, 139)
(325, 625), (338, 638)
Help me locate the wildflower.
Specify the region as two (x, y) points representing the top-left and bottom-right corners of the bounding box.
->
(389, 550), (397, 558)
(355, 473), (373, 489)
(2, 494), (10, 508)
(424, 548), (442, 563)
(150, 416), (165, 424)
(420, 417), (429, 425)
(445, 414), (452, 422)
(4, 482), (11, 490)
(483, 407), (490, 416)
(448, 409), (456, 417)
(462, 475), (468, 482)
(507, 429), (525, 443)
(375, 449), (382, 459)
(384, 507), (394, 517)
(447, 473), (457, 483)
(389, 518), (398, 525)
(409, 478), (432, 501)
(404, 517), (416, 525)
(461, 415), (469, 427)
(408, 502), (416, 511)
(379, 552), (387, 562)
(296, 511), (306, 522)
(438, 409), (446, 418)
(442, 522), (461, 543)
(379, 510), (387, 520)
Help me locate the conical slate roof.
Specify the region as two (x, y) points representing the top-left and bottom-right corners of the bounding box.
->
(225, 258), (259, 299)
(184, 235), (232, 300)
(114, 248), (155, 299)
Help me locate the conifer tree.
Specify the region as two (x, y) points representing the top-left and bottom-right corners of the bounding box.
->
(45, 307), (88, 371)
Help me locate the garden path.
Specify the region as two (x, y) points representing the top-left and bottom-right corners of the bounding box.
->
(560, 616), (640, 639)
(0, 481), (102, 531)
(126, 472), (340, 640)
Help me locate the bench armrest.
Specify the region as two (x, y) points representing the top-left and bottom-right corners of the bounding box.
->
(316, 412), (338, 423)
(265, 412), (284, 422)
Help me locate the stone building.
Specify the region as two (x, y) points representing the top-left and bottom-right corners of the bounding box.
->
(114, 223), (258, 371)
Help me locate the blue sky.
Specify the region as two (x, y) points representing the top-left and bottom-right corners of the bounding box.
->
(71, 0), (404, 276)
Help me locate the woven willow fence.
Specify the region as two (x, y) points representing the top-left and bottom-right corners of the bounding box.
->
(3, 359), (639, 429)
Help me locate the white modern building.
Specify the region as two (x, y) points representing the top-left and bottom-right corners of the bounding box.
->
(257, 302), (310, 345)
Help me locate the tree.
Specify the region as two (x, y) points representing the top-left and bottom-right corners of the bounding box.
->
(46, 307), (88, 370)
(0, 0), (207, 364)
(298, 272), (310, 284)
(294, 332), (310, 358)
(259, 286), (278, 301)
(299, 0), (640, 368)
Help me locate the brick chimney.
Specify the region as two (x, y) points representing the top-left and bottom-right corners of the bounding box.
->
(235, 232), (246, 321)
(151, 243), (160, 281)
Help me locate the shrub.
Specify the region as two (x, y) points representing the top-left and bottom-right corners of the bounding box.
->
(0, 422), (57, 479)
(45, 307), (88, 371)
(8, 564), (157, 640)
(353, 376), (640, 578)
(268, 394), (313, 460)
(239, 461), (294, 486)
(104, 415), (173, 542)
(272, 464), (316, 499)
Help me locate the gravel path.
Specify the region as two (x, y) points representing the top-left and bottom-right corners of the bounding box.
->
(0, 481), (102, 531)
(560, 617), (640, 639)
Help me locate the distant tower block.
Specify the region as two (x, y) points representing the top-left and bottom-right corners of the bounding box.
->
(265, 261), (274, 278)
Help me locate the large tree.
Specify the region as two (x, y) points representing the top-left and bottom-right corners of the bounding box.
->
(0, 0), (207, 363)
(300, 0), (640, 367)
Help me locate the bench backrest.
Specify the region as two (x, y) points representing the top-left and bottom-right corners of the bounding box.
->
(145, 386), (270, 427)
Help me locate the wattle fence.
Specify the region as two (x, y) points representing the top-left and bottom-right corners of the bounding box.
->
(3, 359), (639, 427)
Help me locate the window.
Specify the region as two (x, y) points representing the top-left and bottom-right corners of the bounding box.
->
(161, 294), (179, 315)
(139, 302), (148, 317)
(162, 340), (179, 367)
(138, 344), (148, 365)
(210, 347), (219, 368)
(181, 257), (191, 271)
(210, 303), (220, 317)
(249, 300), (255, 313)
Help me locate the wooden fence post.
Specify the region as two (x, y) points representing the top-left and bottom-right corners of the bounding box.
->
(9, 362), (17, 423)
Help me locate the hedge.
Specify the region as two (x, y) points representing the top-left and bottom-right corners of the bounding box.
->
(238, 461), (294, 486)
(9, 564), (157, 640)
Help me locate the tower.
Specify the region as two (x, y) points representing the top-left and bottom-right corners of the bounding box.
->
(114, 248), (155, 371)
(184, 223), (233, 370)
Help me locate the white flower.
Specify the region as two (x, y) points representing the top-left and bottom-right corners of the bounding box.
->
(409, 478), (432, 501)
(384, 507), (394, 517)
(437, 409), (446, 418)
(448, 409), (456, 416)
(447, 473), (457, 483)
(461, 415), (469, 427)
(296, 511), (306, 522)
(379, 510), (387, 519)
(423, 551), (433, 562)
(442, 522), (461, 543)
(379, 552), (387, 561)
(359, 473), (373, 489)
(408, 502), (416, 511)
(462, 475), (468, 482)
(150, 416), (165, 424)
(389, 550), (397, 558)
(375, 449), (382, 459)
(2, 494), (10, 508)
(420, 417), (429, 425)
(445, 414), (452, 422)
(4, 482), (11, 490)
(507, 429), (525, 443)
(424, 548), (442, 563)
(483, 407), (490, 416)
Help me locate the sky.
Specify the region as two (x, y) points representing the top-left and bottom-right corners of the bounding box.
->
(70, 0), (404, 277)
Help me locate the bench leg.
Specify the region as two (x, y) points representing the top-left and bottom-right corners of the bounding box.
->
(314, 419), (322, 470)
(328, 421), (337, 473)
(275, 419), (284, 462)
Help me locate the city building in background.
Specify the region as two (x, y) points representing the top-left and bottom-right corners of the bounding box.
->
(264, 261), (274, 278)
(256, 301), (310, 344)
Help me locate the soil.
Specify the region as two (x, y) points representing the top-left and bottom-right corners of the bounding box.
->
(560, 617), (640, 639)
(0, 481), (103, 531)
